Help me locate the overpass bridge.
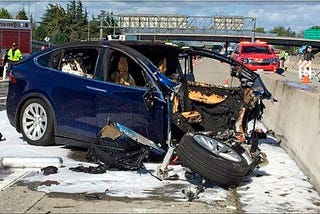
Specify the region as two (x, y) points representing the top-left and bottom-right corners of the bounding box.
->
(123, 32), (320, 48)
(99, 14), (320, 48)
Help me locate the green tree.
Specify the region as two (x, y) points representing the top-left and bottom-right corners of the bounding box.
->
(88, 15), (100, 39)
(16, 8), (28, 20)
(65, 0), (88, 41)
(33, 24), (47, 41)
(255, 27), (265, 33)
(310, 25), (320, 29)
(0, 8), (13, 19)
(40, 3), (69, 43)
(37, 1), (88, 43)
(270, 26), (296, 37)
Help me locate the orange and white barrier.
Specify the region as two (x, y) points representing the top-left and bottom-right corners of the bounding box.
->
(298, 60), (312, 80)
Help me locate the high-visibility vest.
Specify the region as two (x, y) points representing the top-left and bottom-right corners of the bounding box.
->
(279, 50), (286, 59)
(7, 48), (22, 62)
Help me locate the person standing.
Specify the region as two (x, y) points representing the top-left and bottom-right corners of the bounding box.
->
(279, 48), (287, 70)
(303, 46), (314, 61)
(5, 42), (23, 77)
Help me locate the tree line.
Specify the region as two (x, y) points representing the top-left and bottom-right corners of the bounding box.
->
(0, 1), (115, 44)
(0, 0), (319, 45)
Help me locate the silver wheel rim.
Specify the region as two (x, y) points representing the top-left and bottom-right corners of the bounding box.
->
(22, 103), (48, 141)
(194, 135), (242, 162)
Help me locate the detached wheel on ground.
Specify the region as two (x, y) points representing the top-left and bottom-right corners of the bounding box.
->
(19, 98), (55, 146)
(176, 133), (249, 187)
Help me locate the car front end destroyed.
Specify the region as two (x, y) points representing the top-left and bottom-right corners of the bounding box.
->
(87, 45), (272, 188)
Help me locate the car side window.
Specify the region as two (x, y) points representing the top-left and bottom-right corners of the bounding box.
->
(59, 48), (99, 79)
(103, 49), (148, 87)
(36, 50), (61, 69)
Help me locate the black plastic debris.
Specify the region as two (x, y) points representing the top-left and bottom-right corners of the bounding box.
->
(85, 124), (150, 171)
(41, 166), (59, 175)
(69, 164), (107, 174)
(87, 144), (149, 171)
(0, 132), (6, 142)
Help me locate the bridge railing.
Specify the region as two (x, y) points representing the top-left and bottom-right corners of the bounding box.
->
(121, 27), (277, 37)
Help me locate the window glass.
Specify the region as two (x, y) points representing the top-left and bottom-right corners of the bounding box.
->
(60, 48), (99, 79)
(104, 49), (148, 87)
(37, 52), (52, 67)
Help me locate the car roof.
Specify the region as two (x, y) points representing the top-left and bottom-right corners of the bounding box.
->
(48, 40), (182, 62)
(54, 40), (180, 51)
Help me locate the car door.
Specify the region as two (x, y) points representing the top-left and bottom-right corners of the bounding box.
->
(93, 48), (167, 145)
(38, 47), (101, 144)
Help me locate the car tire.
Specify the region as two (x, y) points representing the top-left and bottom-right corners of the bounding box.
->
(176, 133), (249, 187)
(19, 98), (55, 146)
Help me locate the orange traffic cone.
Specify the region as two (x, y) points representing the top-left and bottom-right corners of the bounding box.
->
(302, 75), (310, 84)
(224, 79), (230, 87)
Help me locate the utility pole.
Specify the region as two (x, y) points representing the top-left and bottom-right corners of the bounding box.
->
(99, 10), (106, 40)
(251, 17), (256, 42)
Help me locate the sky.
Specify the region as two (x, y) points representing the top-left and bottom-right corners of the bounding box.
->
(1, 110), (320, 212)
(0, 0), (319, 33)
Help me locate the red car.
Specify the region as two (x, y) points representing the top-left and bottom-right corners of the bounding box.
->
(231, 41), (279, 72)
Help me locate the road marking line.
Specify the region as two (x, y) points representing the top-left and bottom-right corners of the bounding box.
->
(0, 170), (31, 191)
(0, 97), (7, 100)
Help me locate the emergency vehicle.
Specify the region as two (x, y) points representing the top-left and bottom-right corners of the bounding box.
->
(0, 19), (31, 71)
(231, 41), (279, 72)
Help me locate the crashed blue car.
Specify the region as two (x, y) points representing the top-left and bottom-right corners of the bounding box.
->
(6, 41), (272, 187)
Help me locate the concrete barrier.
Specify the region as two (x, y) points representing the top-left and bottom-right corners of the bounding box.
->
(260, 73), (320, 193)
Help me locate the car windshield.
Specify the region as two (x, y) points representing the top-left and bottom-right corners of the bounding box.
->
(242, 46), (271, 54)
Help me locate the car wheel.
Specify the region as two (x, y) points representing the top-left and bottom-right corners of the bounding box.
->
(20, 98), (55, 146)
(176, 133), (249, 187)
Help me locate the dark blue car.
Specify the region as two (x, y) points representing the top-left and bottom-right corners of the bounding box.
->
(6, 40), (272, 187)
(6, 41), (179, 149)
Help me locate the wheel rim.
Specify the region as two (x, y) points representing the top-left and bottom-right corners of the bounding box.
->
(22, 103), (48, 141)
(193, 134), (242, 162)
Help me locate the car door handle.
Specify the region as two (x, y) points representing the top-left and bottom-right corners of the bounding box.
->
(86, 86), (107, 93)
